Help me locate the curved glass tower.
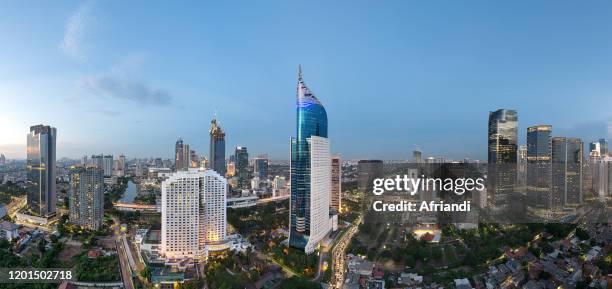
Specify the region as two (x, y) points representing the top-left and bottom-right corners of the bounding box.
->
(290, 66), (331, 253)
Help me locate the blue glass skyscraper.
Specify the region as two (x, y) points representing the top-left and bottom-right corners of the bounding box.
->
(289, 66), (332, 253)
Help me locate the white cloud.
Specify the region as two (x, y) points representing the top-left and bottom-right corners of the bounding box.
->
(81, 55), (173, 106)
(59, 1), (96, 61)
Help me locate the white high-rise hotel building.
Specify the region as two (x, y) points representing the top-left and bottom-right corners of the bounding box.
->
(161, 169), (227, 260)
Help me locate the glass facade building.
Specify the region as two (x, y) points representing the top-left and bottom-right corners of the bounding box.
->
(234, 146), (249, 189)
(209, 118), (226, 176)
(552, 137), (583, 208)
(290, 67), (331, 253)
(26, 124), (57, 217)
(527, 125), (552, 209)
(487, 109), (518, 208)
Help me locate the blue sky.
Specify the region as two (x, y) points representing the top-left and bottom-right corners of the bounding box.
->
(1, 1), (612, 160)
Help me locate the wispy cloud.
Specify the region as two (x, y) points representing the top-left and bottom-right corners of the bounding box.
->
(82, 55), (173, 106)
(86, 108), (122, 116)
(60, 1), (96, 61)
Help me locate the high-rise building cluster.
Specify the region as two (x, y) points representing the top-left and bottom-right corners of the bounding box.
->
(487, 109), (594, 215)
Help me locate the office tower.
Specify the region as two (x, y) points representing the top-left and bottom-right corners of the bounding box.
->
(589, 142), (601, 156)
(69, 166), (104, 230)
(527, 125), (552, 209)
(161, 169), (227, 259)
(114, 154), (126, 177)
(289, 67), (332, 254)
(357, 160), (384, 194)
(412, 148), (422, 163)
(81, 155), (88, 165)
(175, 138), (185, 171)
(331, 155), (341, 212)
(190, 150), (199, 168)
(517, 145), (528, 187)
(26, 125), (57, 217)
(487, 109), (518, 208)
(209, 118), (226, 176)
(226, 162), (236, 177)
(253, 156), (269, 179)
(599, 138), (608, 156)
(102, 155), (113, 177)
(234, 146), (249, 188)
(174, 138), (191, 171)
(0, 154), (5, 166)
(551, 137), (583, 208)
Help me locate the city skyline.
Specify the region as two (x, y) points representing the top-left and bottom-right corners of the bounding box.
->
(3, 1), (612, 160)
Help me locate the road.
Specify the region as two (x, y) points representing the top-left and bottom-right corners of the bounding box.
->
(112, 216), (135, 289)
(330, 216), (362, 289)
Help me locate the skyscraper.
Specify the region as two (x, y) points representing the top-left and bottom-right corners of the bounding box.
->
(234, 146), (249, 188)
(174, 138), (190, 171)
(599, 138), (608, 156)
(331, 155), (342, 212)
(161, 169), (227, 259)
(253, 156), (269, 179)
(357, 160), (384, 194)
(527, 125), (552, 209)
(26, 124), (57, 217)
(487, 109), (518, 208)
(551, 137), (583, 208)
(114, 154), (126, 177)
(69, 165), (104, 230)
(90, 154), (113, 177)
(190, 150), (199, 168)
(289, 67), (332, 254)
(103, 155), (113, 177)
(209, 118), (226, 176)
(517, 145), (528, 187)
(412, 147), (422, 163)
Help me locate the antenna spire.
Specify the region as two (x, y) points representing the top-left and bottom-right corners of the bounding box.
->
(298, 65), (303, 81)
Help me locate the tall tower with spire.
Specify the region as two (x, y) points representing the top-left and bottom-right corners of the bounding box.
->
(209, 117), (226, 176)
(289, 66), (332, 254)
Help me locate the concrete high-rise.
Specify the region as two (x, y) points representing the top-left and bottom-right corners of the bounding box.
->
(114, 154), (126, 177)
(527, 125), (552, 209)
(209, 118), (226, 176)
(69, 165), (104, 230)
(552, 137), (583, 208)
(289, 67), (332, 254)
(91, 154), (113, 177)
(488, 109), (518, 208)
(161, 169), (227, 260)
(331, 155), (342, 212)
(26, 124), (57, 217)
